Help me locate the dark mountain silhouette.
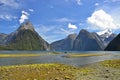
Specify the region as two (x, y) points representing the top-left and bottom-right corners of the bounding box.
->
(105, 33), (120, 51)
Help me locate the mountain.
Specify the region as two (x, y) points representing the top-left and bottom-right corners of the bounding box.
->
(73, 29), (105, 51)
(105, 33), (120, 51)
(0, 33), (8, 45)
(97, 29), (116, 46)
(4, 21), (50, 50)
(51, 33), (77, 50)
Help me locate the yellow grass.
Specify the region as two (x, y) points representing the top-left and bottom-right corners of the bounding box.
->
(0, 54), (42, 58)
(101, 59), (120, 69)
(66, 53), (108, 58)
(0, 63), (78, 80)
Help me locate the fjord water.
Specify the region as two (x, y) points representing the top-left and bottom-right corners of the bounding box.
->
(0, 51), (120, 67)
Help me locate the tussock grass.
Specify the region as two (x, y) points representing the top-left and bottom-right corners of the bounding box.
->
(0, 63), (78, 80)
(101, 59), (120, 69)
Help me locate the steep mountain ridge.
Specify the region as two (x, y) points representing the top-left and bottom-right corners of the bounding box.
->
(73, 29), (105, 51)
(3, 21), (50, 50)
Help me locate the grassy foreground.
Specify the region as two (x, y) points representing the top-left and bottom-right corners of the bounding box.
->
(0, 59), (120, 80)
(0, 63), (79, 80)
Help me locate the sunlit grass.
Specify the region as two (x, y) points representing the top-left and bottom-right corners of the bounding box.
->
(0, 53), (42, 58)
(65, 53), (108, 58)
(0, 63), (78, 80)
(101, 59), (120, 69)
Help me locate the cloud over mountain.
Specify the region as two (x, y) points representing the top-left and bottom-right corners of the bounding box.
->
(19, 11), (29, 24)
(87, 9), (120, 31)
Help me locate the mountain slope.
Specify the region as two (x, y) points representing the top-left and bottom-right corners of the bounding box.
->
(105, 33), (120, 51)
(5, 21), (50, 50)
(73, 29), (104, 51)
(51, 34), (77, 50)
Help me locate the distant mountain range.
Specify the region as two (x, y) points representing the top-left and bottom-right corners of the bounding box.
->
(51, 33), (77, 51)
(51, 29), (116, 51)
(0, 21), (50, 50)
(0, 21), (118, 51)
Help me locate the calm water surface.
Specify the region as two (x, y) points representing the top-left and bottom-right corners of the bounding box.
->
(0, 51), (120, 67)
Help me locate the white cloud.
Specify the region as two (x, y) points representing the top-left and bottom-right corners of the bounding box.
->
(19, 11), (30, 24)
(68, 23), (77, 29)
(95, 3), (99, 6)
(55, 17), (75, 22)
(29, 9), (34, 12)
(87, 9), (120, 31)
(76, 0), (82, 5)
(0, 0), (19, 8)
(22, 11), (29, 16)
(0, 14), (17, 21)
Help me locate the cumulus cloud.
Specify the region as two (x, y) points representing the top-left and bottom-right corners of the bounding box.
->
(68, 23), (77, 29)
(87, 9), (120, 31)
(55, 17), (75, 23)
(19, 11), (29, 24)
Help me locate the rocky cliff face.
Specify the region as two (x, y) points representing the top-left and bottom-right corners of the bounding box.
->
(73, 29), (104, 51)
(105, 33), (120, 51)
(51, 33), (77, 50)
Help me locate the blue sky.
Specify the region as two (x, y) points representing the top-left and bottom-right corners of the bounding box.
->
(0, 0), (120, 43)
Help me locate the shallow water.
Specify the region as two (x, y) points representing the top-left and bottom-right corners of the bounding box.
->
(0, 51), (120, 67)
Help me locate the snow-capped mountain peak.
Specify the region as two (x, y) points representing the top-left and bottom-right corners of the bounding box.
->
(97, 29), (112, 38)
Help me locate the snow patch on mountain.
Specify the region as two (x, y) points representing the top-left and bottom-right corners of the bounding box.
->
(97, 29), (112, 38)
